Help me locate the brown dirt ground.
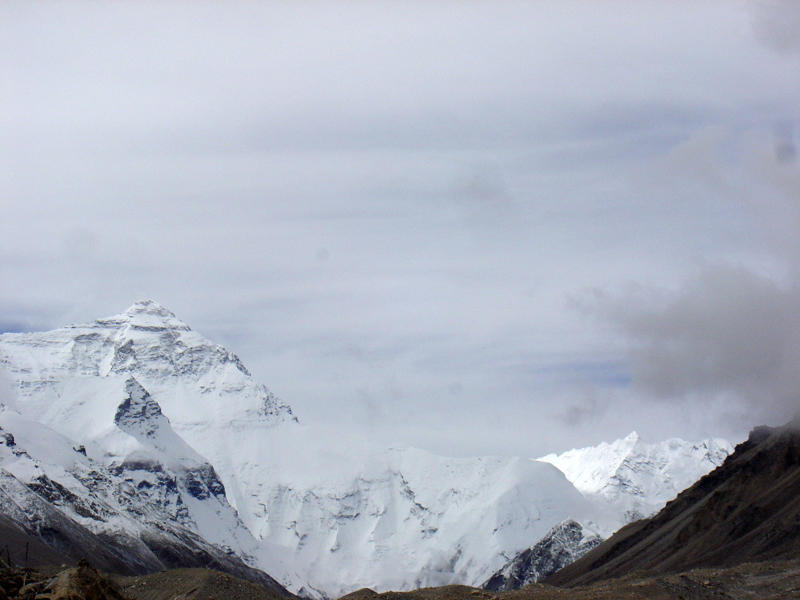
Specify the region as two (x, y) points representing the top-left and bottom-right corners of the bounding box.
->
(112, 567), (289, 600)
(338, 558), (800, 600)
(1, 559), (799, 600)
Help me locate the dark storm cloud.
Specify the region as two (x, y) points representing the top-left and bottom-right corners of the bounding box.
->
(586, 264), (800, 424)
(574, 108), (800, 431)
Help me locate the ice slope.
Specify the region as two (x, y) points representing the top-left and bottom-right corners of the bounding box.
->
(537, 432), (732, 525)
(232, 429), (596, 597)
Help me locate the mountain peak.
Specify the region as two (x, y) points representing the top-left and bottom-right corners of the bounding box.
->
(124, 300), (177, 319)
(537, 433), (732, 514)
(97, 300), (190, 332)
(623, 431), (640, 444)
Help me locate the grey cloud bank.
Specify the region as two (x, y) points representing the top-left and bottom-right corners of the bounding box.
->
(2, 1), (800, 457)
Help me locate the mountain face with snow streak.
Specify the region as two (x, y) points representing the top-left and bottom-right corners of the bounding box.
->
(537, 432), (732, 525)
(0, 393), (289, 594)
(0, 301), (733, 598)
(241, 438), (596, 598)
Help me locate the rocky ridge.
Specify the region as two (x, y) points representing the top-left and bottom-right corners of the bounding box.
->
(482, 520), (603, 591)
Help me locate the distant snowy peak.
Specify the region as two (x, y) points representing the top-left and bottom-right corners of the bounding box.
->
(537, 432), (732, 520)
(538, 432), (643, 497)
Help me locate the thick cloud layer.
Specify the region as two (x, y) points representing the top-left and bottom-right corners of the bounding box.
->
(2, 1), (799, 456)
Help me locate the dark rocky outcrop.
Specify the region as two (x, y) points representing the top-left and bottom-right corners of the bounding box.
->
(483, 520), (603, 591)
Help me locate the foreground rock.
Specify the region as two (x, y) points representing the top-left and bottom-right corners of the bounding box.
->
(0, 560), (127, 600)
(0, 563), (292, 600)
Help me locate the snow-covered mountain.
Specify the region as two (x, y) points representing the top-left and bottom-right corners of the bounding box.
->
(0, 388), (289, 594)
(0, 302), (300, 586)
(239, 438), (597, 597)
(537, 431), (732, 525)
(0, 301), (733, 597)
(0, 301), (595, 596)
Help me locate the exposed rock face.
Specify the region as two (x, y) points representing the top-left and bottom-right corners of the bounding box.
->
(546, 418), (800, 588)
(114, 378), (167, 440)
(483, 519), (603, 591)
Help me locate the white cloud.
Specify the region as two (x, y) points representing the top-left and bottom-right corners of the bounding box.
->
(2, 1), (800, 455)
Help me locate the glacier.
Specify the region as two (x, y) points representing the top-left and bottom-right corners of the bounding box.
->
(0, 301), (732, 597)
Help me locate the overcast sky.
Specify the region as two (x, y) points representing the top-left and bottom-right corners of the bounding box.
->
(2, 0), (800, 457)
